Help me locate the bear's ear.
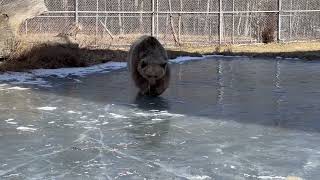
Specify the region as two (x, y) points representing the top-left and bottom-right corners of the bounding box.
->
(146, 37), (157, 47)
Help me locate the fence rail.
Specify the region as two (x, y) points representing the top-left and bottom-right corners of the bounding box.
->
(18, 0), (320, 47)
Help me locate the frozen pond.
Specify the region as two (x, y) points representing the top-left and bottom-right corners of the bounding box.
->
(0, 56), (320, 179)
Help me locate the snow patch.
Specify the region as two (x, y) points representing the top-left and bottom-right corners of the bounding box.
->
(250, 136), (259, 139)
(134, 112), (152, 117)
(158, 110), (184, 117)
(257, 176), (286, 180)
(169, 56), (206, 64)
(145, 133), (157, 137)
(0, 86), (30, 91)
(109, 113), (129, 119)
(215, 148), (224, 154)
(17, 127), (37, 132)
(152, 118), (164, 121)
(0, 72), (48, 86)
(36, 106), (57, 111)
(7, 87), (30, 90)
(32, 62), (126, 78)
(4, 173), (20, 177)
(244, 174), (287, 180)
(190, 175), (212, 180)
(304, 160), (320, 171)
(7, 122), (18, 125)
(0, 62), (126, 86)
(67, 110), (82, 114)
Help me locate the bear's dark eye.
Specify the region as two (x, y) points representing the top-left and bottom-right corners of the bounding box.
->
(161, 63), (167, 69)
(141, 61), (147, 68)
(139, 51), (147, 59)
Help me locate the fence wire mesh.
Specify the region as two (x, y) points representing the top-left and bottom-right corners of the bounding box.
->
(14, 0), (320, 48)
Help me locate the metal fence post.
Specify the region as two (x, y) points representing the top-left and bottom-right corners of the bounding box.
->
(151, 0), (155, 36)
(156, 0), (159, 38)
(232, 0), (235, 44)
(289, 0), (293, 40)
(75, 0), (79, 23)
(219, 0), (223, 45)
(278, 0), (282, 42)
(96, 0), (99, 40)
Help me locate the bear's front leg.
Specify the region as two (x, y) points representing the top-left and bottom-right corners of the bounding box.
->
(138, 81), (151, 95)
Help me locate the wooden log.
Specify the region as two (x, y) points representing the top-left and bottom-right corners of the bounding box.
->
(0, 0), (47, 34)
(0, 0), (47, 57)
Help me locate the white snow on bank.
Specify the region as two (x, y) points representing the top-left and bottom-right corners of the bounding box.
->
(0, 55), (223, 87)
(170, 54), (247, 64)
(257, 176), (286, 180)
(244, 174), (288, 180)
(32, 62), (126, 78)
(169, 56), (207, 64)
(0, 84), (30, 91)
(0, 61), (126, 86)
(0, 72), (48, 86)
(7, 87), (30, 90)
(36, 107), (57, 111)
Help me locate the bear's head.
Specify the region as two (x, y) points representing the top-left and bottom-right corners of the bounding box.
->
(137, 53), (168, 86)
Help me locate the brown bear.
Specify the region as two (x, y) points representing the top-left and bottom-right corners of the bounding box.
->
(128, 36), (170, 96)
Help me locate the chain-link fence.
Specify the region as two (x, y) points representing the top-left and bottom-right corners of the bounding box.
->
(16, 0), (320, 48)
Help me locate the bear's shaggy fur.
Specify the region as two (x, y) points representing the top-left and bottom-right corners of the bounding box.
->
(128, 36), (170, 96)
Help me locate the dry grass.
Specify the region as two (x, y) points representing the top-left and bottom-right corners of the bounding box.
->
(169, 41), (320, 60)
(17, 33), (146, 48)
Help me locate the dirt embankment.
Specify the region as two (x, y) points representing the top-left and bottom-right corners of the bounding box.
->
(0, 42), (202, 72)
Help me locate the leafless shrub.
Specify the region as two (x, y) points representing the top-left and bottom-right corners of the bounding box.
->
(261, 14), (277, 44)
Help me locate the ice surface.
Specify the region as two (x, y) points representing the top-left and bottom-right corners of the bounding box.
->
(0, 61), (126, 86)
(0, 56), (319, 179)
